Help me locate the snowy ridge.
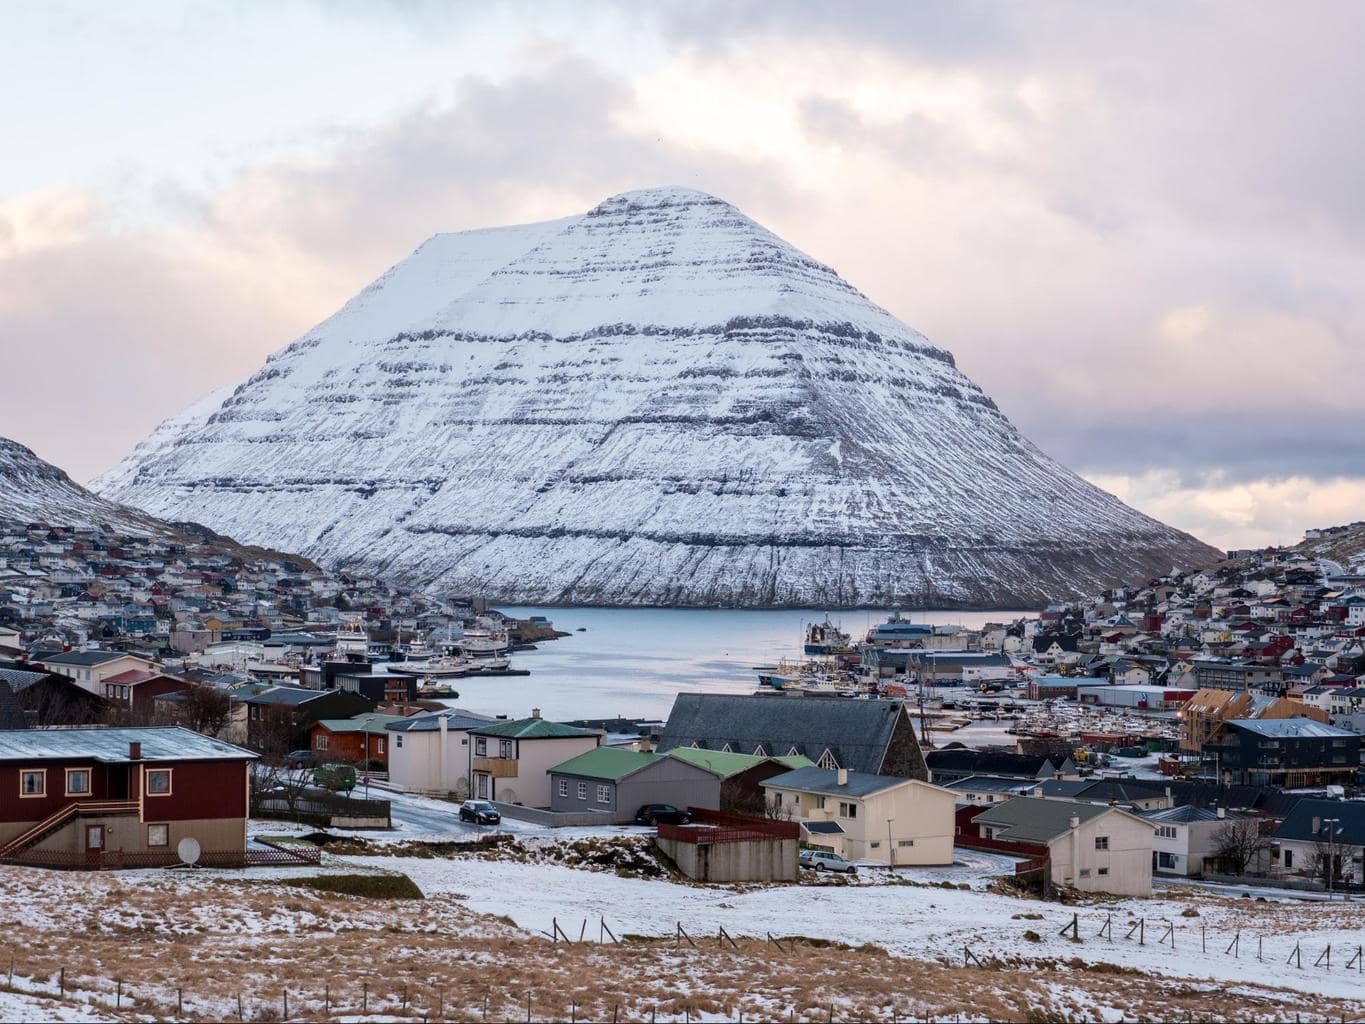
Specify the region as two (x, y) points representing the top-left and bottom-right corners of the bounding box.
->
(94, 186), (1218, 607)
(1, 437), (164, 532)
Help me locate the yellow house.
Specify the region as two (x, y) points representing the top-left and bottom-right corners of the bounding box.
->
(761, 766), (957, 866)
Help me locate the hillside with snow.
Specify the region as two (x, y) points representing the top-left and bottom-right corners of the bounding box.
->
(93, 187), (1218, 607)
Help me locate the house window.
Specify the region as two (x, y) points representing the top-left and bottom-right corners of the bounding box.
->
(475, 737), (487, 756)
(499, 739), (513, 759)
(791, 794), (800, 806)
(1094, 836), (1109, 850)
(316, 735), (328, 750)
(838, 802), (857, 819)
(596, 785), (611, 804)
(376, 738), (384, 755)
(147, 823), (169, 847)
(396, 735), (403, 748)
(815, 796), (826, 810)
(787, 747), (800, 757)
(19, 769), (45, 798)
(557, 779), (568, 798)
(753, 745), (767, 757)
(146, 769), (172, 795)
(870, 841), (881, 849)
(65, 768), (91, 796)
(1284, 850), (1293, 869)
(1097, 867), (1109, 876)
(577, 781), (588, 800)
(721, 744), (733, 753)
(817, 750), (839, 770)
(1079, 868), (1091, 878)
(898, 840), (915, 848)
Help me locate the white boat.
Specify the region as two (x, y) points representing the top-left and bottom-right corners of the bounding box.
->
(458, 628), (509, 657)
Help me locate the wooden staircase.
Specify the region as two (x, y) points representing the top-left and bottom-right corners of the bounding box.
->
(0, 800), (139, 859)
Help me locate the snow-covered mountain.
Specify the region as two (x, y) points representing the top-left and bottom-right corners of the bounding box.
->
(94, 187), (1218, 607)
(3, 437), (165, 533)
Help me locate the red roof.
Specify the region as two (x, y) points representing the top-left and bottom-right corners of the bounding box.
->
(102, 669), (165, 686)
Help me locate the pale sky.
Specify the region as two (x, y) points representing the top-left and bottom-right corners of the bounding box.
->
(2, 1), (1363, 551)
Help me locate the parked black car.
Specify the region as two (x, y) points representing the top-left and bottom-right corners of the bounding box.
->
(459, 800), (501, 825)
(285, 749), (319, 769)
(634, 804), (691, 826)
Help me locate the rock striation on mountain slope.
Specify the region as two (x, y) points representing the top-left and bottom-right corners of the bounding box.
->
(94, 187), (1218, 607)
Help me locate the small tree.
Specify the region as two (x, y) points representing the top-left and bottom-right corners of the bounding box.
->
(180, 684), (232, 737)
(762, 792), (796, 821)
(1210, 818), (1272, 876)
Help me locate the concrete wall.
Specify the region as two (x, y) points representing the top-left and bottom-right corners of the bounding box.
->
(656, 834), (798, 882)
(1048, 809), (1154, 897)
(388, 725), (473, 795)
(492, 801), (615, 828)
(549, 758), (720, 823)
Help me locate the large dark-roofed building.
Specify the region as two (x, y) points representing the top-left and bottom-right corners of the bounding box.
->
(657, 694), (927, 778)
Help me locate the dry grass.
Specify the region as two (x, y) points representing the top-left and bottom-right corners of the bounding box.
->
(0, 866), (1354, 1023)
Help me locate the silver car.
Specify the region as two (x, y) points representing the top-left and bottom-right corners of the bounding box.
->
(799, 848), (857, 873)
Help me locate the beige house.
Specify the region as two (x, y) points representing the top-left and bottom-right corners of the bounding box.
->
(761, 766), (957, 866)
(467, 712), (601, 807)
(974, 797), (1155, 897)
(41, 651), (159, 695)
(384, 710), (494, 796)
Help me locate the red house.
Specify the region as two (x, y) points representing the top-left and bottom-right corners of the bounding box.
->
(0, 727), (256, 868)
(100, 670), (192, 716)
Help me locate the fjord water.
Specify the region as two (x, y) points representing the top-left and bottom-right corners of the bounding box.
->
(444, 607), (1024, 721)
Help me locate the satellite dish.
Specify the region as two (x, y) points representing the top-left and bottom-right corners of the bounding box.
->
(177, 837), (202, 867)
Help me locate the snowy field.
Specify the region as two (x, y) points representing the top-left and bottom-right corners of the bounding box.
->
(344, 848), (1365, 1001)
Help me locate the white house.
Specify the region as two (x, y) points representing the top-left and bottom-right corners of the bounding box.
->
(973, 797), (1155, 897)
(1142, 805), (1228, 876)
(39, 650), (158, 695)
(466, 712), (601, 807)
(761, 766), (958, 866)
(385, 710), (494, 795)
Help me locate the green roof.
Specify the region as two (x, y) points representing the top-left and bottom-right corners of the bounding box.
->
(549, 747), (660, 782)
(315, 713), (408, 734)
(972, 797), (1125, 844)
(666, 747), (813, 779)
(469, 717), (600, 740)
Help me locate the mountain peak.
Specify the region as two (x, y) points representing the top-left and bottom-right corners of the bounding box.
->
(92, 193), (1218, 607)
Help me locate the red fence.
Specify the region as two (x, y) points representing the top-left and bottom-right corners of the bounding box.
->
(658, 807), (799, 845)
(954, 834), (1048, 859)
(1, 843), (319, 871)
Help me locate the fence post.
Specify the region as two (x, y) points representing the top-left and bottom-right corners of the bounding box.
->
(1287, 942), (1302, 969)
(526, 991), (532, 1022)
(404, 983), (410, 1009)
(363, 982), (369, 1014)
(325, 984), (330, 1017)
(237, 993), (243, 1021)
(1314, 945), (1330, 969)
(579, 920), (587, 943)
(59, 967), (64, 997)
(178, 988), (184, 1018)
(1225, 931), (1239, 958)
(282, 989), (288, 1020)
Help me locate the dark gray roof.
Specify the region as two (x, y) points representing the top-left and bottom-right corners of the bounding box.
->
(1274, 799), (1365, 846)
(1037, 779), (1090, 798)
(657, 694), (909, 774)
(387, 710), (496, 733)
(974, 797), (1131, 844)
(0, 726), (255, 763)
(1228, 718), (1356, 739)
(0, 668), (48, 691)
(40, 650), (130, 667)
(0, 682), (26, 730)
(240, 685), (329, 707)
(926, 749), (1060, 778)
(761, 766), (918, 798)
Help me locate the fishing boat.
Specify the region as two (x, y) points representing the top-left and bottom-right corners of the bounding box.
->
(803, 617), (852, 656)
(458, 628), (509, 658)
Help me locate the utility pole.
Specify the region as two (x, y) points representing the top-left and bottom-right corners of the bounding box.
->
(1322, 818), (1340, 897)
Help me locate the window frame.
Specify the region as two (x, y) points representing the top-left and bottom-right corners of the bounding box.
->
(64, 767), (92, 797)
(19, 768), (46, 798)
(474, 737), (487, 756)
(499, 739), (513, 759)
(595, 784), (611, 805)
(557, 778), (568, 798)
(1094, 835), (1109, 851)
(577, 781), (588, 800)
(145, 767), (173, 797)
(146, 823), (170, 848)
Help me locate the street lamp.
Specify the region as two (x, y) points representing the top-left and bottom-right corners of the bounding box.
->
(1321, 818), (1341, 896)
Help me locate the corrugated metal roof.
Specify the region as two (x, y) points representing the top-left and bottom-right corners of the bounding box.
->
(548, 747), (659, 781)
(385, 710), (494, 733)
(665, 746), (812, 779)
(0, 726), (255, 763)
(469, 717), (599, 740)
(973, 797), (1126, 844)
(761, 766), (922, 799)
(314, 713), (408, 734)
(1228, 718), (1357, 738)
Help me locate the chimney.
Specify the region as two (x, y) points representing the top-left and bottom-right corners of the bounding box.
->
(531, 708), (542, 719)
(129, 741), (142, 761)
(1216, 806), (1225, 819)
(1068, 814), (1081, 830)
(836, 768), (849, 787)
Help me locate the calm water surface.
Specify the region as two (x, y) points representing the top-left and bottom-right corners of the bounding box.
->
(442, 607), (1024, 721)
